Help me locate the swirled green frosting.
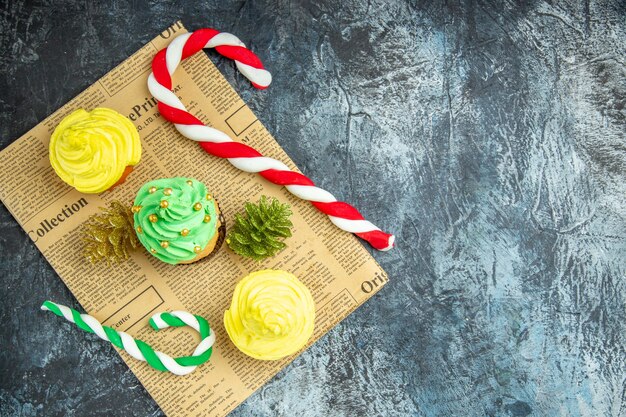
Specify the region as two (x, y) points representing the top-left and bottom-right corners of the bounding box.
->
(133, 177), (219, 264)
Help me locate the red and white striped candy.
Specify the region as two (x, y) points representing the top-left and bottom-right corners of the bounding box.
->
(148, 28), (394, 251)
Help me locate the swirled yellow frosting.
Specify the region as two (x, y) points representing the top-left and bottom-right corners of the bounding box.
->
(224, 270), (316, 360)
(49, 108), (141, 193)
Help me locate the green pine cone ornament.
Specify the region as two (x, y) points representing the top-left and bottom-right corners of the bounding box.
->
(226, 196), (293, 261)
(82, 200), (140, 264)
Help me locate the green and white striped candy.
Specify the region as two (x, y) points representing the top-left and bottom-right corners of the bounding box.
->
(41, 300), (215, 375)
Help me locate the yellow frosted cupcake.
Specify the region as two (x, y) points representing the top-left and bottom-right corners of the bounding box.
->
(224, 270), (315, 360)
(49, 108), (141, 193)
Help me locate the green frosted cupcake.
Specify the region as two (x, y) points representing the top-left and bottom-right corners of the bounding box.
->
(132, 177), (225, 264)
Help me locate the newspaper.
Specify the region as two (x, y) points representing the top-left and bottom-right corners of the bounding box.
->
(0, 22), (388, 417)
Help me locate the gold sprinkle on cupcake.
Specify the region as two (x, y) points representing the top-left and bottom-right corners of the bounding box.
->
(193, 202), (202, 211)
(203, 215), (211, 223)
(149, 186), (157, 194)
(181, 228), (190, 236)
(163, 188), (172, 196)
(136, 226), (143, 234)
(206, 193), (212, 200)
(149, 214), (158, 223)
(150, 248), (157, 253)
(160, 241), (169, 248)
(160, 200), (169, 208)
(131, 205), (142, 213)
(186, 180), (193, 186)
(194, 245), (202, 253)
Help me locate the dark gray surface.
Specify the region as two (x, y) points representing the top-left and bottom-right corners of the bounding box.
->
(1, 1), (625, 416)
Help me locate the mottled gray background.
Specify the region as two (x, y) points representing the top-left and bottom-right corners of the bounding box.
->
(1, 1), (625, 416)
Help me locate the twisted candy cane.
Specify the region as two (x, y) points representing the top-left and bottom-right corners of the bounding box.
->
(41, 301), (215, 375)
(148, 28), (395, 251)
